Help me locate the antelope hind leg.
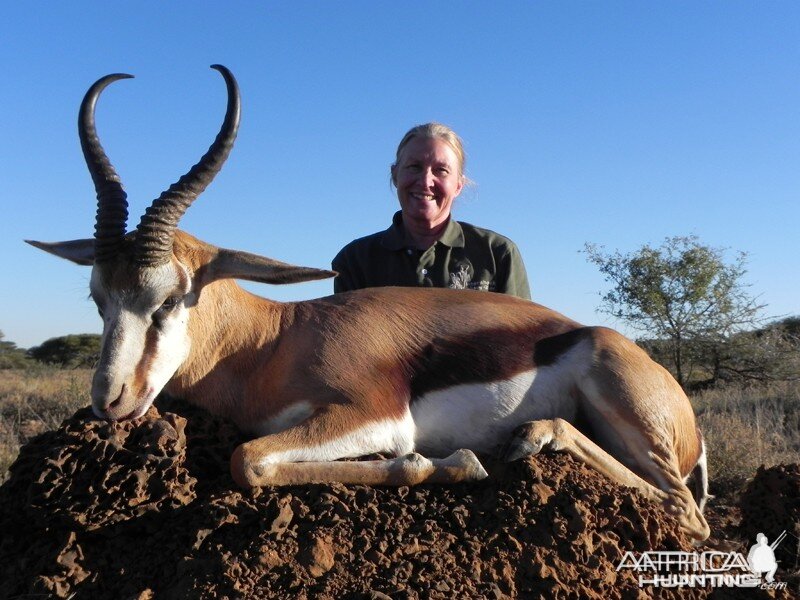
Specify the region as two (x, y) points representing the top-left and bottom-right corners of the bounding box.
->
(502, 418), (710, 541)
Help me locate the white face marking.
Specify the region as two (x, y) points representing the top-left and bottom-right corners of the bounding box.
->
(258, 410), (415, 466)
(89, 262), (193, 420)
(141, 298), (191, 406)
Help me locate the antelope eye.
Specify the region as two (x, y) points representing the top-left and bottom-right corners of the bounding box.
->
(161, 296), (181, 311)
(152, 296), (183, 326)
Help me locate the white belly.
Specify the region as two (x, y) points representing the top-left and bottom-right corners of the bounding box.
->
(410, 368), (576, 456)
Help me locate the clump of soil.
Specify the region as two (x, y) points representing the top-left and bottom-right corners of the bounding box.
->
(739, 464), (800, 573)
(12, 407), (196, 530)
(0, 398), (792, 599)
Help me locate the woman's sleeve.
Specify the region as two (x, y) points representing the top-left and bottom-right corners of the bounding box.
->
(500, 243), (532, 300)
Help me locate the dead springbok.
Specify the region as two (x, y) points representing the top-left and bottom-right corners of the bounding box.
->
(28, 65), (710, 541)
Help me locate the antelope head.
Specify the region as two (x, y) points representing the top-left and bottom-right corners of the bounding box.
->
(27, 65), (334, 421)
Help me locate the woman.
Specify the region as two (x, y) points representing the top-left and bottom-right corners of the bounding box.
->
(332, 123), (530, 299)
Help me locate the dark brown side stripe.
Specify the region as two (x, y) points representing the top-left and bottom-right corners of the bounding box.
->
(407, 326), (589, 401)
(533, 328), (590, 367)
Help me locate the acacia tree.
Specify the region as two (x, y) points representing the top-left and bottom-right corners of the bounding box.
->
(0, 330), (32, 369)
(706, 317), (800, 383)
(28, 334), (102, 368)
(584, 236), (765, 387)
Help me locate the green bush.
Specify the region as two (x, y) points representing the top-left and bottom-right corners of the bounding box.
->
(0, 331), (33, 370)
(27, 334), (102, 368)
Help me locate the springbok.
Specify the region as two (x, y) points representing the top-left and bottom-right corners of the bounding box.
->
(28, 65), (710, 541)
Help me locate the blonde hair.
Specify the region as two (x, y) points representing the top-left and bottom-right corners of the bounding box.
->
(391, 122), (468, 186)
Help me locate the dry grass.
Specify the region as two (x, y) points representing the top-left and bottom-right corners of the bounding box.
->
(692, 380), (800, 491)
(1, 368), (799, 491)
(0, 368), (91, 483)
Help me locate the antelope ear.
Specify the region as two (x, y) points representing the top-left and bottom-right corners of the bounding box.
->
(26, 239), (95, 266)
(206, 247), (337, 285)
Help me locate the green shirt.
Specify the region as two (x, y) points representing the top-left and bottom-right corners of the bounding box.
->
(332, 211), (531, 300)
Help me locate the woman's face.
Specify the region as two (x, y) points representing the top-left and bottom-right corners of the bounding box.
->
(393, 137), (464, 231)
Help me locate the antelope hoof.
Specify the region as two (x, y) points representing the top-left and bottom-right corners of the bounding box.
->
(426, 449), (489, 483)
(502, 421), (558, 462)
(450, 448), (489, 481)
(502, 438), (538, 462)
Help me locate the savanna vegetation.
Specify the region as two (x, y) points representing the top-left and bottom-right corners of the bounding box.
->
(583, 236), (799, 493)
(0, 367), (91, 483)
(0, 330), (97, 481)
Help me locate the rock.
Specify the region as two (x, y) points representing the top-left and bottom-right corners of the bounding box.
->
(299, 536), (335, 578)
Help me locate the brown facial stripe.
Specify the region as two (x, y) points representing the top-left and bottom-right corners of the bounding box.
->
(133, 324), (160, 396)
(407, 326), (589, 400)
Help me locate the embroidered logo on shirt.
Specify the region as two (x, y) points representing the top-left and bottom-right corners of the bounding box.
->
(468, 280), (495, 291)
(449, 259), (495, 292)
(449, 264), (472, 290)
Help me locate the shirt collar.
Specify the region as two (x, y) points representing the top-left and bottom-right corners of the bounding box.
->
(381, 211), (465, 250)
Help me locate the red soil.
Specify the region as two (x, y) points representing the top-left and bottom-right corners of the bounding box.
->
(0, 398), (795, 599)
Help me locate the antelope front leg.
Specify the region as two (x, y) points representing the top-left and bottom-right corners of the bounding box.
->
(230, 403), (487, 487)
(231, 446), (488, 487)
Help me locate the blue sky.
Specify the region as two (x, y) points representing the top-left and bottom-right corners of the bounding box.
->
(2, 3), (798, 348)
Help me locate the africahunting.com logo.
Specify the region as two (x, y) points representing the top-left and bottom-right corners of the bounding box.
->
(616, 531), (790, 590)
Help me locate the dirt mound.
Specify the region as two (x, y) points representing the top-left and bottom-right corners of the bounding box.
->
(13, 409), (196, 530)
(740, 463), (800, 570)
(0, 398), (764, 599)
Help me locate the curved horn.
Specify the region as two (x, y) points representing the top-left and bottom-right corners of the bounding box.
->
(135, 64), (241, 267)
(79, 73), (134, 263)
